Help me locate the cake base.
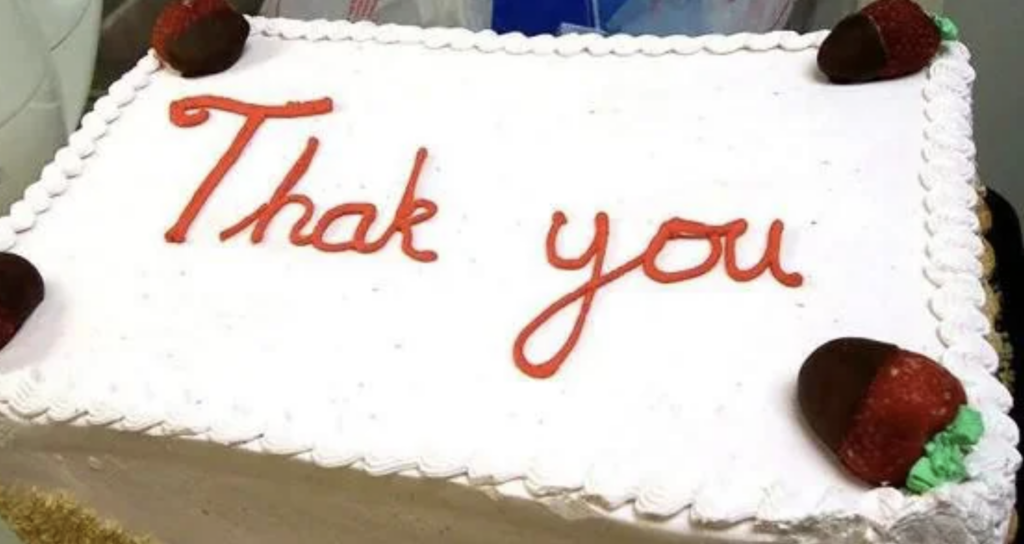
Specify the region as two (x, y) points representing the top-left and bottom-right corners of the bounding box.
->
(0, 419), (1018, 544)
(0, 424), (768, 544)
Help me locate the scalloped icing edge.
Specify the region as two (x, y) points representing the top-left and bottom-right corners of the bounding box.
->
(0, 20), (1017, 544)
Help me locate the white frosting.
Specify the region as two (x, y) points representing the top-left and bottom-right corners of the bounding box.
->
(0, 21), (1016, 544)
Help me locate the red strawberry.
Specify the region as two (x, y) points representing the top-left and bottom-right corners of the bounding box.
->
(798, 338), (966, 486)
(818, 0), (942, 83)
(151, 0), (250, 78)
(0, 254), (44, 352)
(152, 0), (230, 61)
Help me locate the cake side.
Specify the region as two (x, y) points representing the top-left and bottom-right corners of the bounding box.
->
(0, 19), (1017, 544)
(0, 423), (780, 544)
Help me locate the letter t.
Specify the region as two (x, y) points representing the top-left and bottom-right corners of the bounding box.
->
(164, 96), (334, 244)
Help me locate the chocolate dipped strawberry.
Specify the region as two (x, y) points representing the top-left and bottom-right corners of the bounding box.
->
(152, 0), (250, 78)
(818, 0), (945, 83)
(798, 338), (966, 486)
(0, 253), (44, 351)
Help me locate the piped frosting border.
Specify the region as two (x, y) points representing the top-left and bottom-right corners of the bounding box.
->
(0, 20), (1017, 544)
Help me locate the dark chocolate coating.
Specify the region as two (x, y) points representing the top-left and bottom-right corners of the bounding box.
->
(797, 338), (895, 450)
(167, 10), (250, 78)
(0, 253), (44, 350)
(817, 14), (887, 84)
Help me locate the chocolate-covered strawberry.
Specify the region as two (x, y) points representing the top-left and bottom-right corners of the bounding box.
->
(0, 253), (44, 351)
(818, 0), (942, 83)
(151, 0), (250, 78)
(798, 338), (966, 486)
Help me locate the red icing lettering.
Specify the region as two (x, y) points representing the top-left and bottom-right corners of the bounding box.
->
(334, 148), (438, 262)
(166, 95), (438, 263)
(219, 136), (321, 245)
(310, 203), (378, 252)
(514, 214), (803, 380)
(165, 96), (334, 244)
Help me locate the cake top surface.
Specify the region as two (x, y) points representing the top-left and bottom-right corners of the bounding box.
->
(0, 19), (1016, 543)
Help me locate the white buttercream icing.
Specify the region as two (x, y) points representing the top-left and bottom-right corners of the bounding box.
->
(0, 22), (1016, 544)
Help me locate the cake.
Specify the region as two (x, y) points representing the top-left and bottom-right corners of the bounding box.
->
(0, 5), (1018, 544)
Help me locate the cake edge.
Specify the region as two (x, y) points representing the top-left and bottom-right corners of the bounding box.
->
(0, 19), (1016, 544)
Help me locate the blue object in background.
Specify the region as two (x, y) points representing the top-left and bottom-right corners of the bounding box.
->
(493, 0), (629, 36)
(493, 0), (796, 38)
(605, 0), (707, 36)
(493, 0), (595, 36)
(492, 0), (695, 36)
(597, 0), (629, 26)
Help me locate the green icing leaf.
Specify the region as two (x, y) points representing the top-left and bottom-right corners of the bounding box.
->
(907, 458), (941, 494)
(933, 15), (960, 42)
(948, 404), (984, 444)
(907, 406), (984, 494)
(927, 439), (968, 479)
